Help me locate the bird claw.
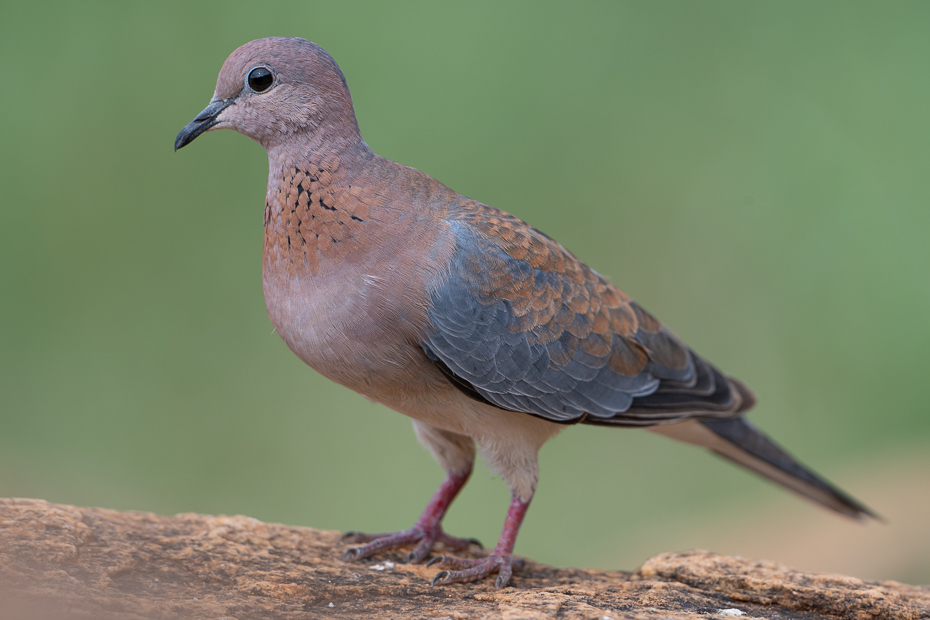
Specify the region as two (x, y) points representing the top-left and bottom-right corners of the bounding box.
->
(428, 554), (513, 587)
(431, 570), (451, 586)
(340, 526), (478, 564)
(497, 561), (513, 588)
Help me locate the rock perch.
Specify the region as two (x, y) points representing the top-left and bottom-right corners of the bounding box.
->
(0, 498), (925, 619)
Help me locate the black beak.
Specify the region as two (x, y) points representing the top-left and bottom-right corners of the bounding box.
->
(174, 98), (235, 151)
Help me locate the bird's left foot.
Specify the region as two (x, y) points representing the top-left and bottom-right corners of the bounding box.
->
(428, 553), (521, 588)
(342, 527), (481, 564)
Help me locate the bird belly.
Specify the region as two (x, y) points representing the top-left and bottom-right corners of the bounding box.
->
(262, 258), (414, 393)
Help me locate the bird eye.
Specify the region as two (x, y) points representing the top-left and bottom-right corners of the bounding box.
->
(247, 67), (274, 93)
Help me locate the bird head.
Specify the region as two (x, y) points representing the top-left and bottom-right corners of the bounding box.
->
(175, 37), (360, 153)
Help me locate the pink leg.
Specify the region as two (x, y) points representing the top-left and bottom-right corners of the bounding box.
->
(342, 467), (481, 564)
(429, 492), (531, 588)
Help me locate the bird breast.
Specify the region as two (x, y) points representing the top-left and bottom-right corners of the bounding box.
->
(259, 158), (457, 397)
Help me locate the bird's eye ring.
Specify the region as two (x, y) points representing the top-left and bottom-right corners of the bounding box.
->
(247, 67), (274, 93)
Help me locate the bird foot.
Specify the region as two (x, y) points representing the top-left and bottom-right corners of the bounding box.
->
(342, 528), (481, 564)
(428, 553), (520, 588)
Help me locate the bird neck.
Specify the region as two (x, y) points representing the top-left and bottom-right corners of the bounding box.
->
(262, 143), (382, 278)
(264, 119), (370, 169)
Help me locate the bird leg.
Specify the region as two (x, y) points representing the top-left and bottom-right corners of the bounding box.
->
(428, 492), (531, 588)
(342, 467), (480, 563)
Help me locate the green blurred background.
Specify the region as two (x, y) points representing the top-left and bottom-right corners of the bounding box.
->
(1, 1), (928, 584)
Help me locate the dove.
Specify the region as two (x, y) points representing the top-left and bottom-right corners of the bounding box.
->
(175, 37), (874, 588)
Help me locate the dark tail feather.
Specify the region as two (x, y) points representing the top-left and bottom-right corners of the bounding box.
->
(700, 417), (878, 521)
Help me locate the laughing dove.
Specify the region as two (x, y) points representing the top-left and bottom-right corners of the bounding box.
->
(175, 37), (874, 588)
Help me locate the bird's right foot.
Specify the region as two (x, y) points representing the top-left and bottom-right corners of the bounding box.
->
(427, 552), (521, 588)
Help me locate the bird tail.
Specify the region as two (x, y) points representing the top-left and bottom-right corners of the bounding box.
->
(651, 414), (877, 521)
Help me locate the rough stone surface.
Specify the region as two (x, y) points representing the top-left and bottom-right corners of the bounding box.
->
(0, 498), (926, 619)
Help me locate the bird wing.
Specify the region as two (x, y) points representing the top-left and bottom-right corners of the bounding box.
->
(422, 204), (748, 426)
